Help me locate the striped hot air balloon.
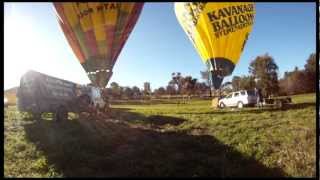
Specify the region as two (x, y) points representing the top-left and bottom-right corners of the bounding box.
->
(53, 2), (144, 88)
(175, 2), (255, 89)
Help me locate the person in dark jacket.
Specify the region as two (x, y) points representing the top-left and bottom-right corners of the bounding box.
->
(255, 88), (263, 108)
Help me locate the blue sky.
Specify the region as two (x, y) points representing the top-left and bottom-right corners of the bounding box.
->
(4, 2), (316, 91)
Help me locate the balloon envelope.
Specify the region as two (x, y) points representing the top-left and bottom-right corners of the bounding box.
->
(53, 2), (144, 87)
(175, 2), (255, 89)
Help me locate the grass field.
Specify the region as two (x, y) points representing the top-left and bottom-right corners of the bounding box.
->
(4, 93), (316, 177)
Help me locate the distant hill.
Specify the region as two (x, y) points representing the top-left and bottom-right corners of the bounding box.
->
(4, 87), (18, 105)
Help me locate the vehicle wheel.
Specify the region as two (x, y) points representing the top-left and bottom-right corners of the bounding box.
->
(31, 105), (42, 120)
(219, 102), (225, 109)
(237, 101), (244, 109)
(55, 106), (67, 122)
(33, 112), (41, 120)
(276, 101), (284, 109)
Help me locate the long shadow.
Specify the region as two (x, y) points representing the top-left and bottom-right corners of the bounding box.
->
(109, 108), (186, 127)
(23, 111), (286, 177)
(177, 102), (316, 115)
(111, 99), (181, 106)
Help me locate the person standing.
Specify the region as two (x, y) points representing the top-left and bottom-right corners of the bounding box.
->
(255, 87), (263, 108)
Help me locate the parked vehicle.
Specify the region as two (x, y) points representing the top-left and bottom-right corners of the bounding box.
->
(17, 70), (107, 121)
(218, 90), (257, 108)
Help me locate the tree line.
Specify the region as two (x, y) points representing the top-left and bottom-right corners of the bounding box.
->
(103, 72), (211, 100)
(231, 53), (316, 97)
(104, 52), (316, 100)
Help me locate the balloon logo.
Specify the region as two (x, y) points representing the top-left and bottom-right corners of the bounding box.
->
(175, 2), (255, 89)
(53, 3), (144, 88)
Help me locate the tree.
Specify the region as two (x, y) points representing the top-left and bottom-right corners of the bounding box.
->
(101, 87), (112, 101)
(279, 68), (307, 95)
(132, 86), (141, 99)
(181, 76), (197, 97)
(220, 81), (233, 94)
(110, 82), (119, 89)
(249, 53), (279, 97)
(170, 72), (183, 95)
(240, 76), (256, 90)
(232, 76), (241, 91)
(119, 86), (124, 99)
(123, 87), (134, 99)
(194, 82), (209, 96)
(110, 82), (121, 99)
(232, 75), (255, 91)
(278, 52), (316, 95)
(304, 53), (316, 74)
(157, 87), (166, 95)
(304, 53), (316, 93)
(166, 85), (176, 95)
(154, 87), (166, 97)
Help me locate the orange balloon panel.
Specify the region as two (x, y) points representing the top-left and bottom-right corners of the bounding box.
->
(53, 3), (144, 87)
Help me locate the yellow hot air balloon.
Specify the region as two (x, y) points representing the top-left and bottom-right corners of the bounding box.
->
(175, 2), (255, 89)
(53, 2), (144, 88)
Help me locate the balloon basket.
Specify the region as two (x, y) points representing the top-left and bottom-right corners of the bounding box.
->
(211, 97), (219, 109)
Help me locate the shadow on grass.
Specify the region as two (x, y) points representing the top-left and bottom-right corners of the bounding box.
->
(109, 108), (186, 127)
(23, 110), (286, 177)
(111, 99), (181, 106)
(178, 102), (316, 115)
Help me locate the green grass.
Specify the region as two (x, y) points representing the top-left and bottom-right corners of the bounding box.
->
(4, 93), (316, 177)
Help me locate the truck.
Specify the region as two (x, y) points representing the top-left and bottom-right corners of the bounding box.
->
(17, 70), (108, 121)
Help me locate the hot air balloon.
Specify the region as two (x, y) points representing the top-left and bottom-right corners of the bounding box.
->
(53, 2), (144, 88)
(175, 2), (255, 89)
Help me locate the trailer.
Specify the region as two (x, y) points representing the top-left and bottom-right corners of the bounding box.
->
(17, 70), (107, 121)
(263, 96), (292, 108)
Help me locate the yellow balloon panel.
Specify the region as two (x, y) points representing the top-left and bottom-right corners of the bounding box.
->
(175, 2), (255, 67)
(175, 2), (255, 89)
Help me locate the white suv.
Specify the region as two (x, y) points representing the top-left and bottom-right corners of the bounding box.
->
(218, 90), (257, 108)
